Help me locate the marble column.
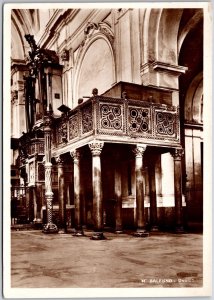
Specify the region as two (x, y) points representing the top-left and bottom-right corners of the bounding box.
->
(89, 142), (105, 240)
(148, 159), (159, 231)
(71, 149), (83, 236)
(114, 156), (123, 233)
(56, 156), (67, 233)
(172, 148), (185, 233)
(133, 145), (149, 237)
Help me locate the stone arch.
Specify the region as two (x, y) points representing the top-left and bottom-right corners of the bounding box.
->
(11, 9), (41, 60)
(157, 9), (183, 64)
(73, 34), (116, 106)
(142, 8), (162, 64)
(142, 9), (183, 65)
(184, 72), (203, 124)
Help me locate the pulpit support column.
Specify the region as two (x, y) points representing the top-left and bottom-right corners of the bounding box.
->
(89, 142), (105, 240)
(133, 145), (149, 237)
(56, 156), (67, 233)
(172, 148), (185, 233)
(148, 160), (159, 231)
(114, 156), (123, 233)
(71, 149), (83, 236)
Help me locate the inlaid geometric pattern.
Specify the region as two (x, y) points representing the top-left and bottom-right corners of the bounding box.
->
(82, 104), (93, 134)
(69, 114), (79, 140)
(100, 104), (123, 131)
(128, 107), (150, 134)
(155, 111), (175, 136)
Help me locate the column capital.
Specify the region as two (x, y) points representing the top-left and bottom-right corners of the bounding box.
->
(133, 145), (147, 158)
(70, 149), (81, 162)
(55, 155), (64, 165)
(89, 141), (104, 156)
(172, 148), (184, 160)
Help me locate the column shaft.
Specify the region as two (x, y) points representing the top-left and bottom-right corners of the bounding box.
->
(115, 161), (122, 232)
(57, 157), (66, 231)
(148, 162), (158, 230)
(92, 155), (103, 231)
(71, 150), (82, 233)
(173, 149), (184, 232)
(89, 142), (105, 239)
(133, 145), (149, 237)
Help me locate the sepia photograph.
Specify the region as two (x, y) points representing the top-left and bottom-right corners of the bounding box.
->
(3, 2), (212, 298)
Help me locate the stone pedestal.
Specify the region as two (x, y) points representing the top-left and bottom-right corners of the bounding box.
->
(89, 142), (105, 240)
(133, 145), (149, 237)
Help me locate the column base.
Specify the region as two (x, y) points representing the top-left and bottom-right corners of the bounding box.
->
(58, 228), (67, 234)
(42, 223), (58, 234)
(133, 228), (149, 237)
(73, 229), (84, 237)
(175, 225), (185, 234)
(150, 225), (159, 232)
(115, 230), (123, 234)
(90, 232), (106, 240)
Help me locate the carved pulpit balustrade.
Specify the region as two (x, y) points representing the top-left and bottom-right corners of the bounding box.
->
(52, 96), (180, 156)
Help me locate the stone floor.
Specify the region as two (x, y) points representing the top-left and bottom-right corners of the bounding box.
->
(11, 230), (203, 289)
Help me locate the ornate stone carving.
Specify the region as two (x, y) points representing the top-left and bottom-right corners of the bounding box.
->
(70, 149), (81, 162)
(61, 49), (69, 61)
(128, 107), (150, 134)
(69, 114), (79, 140)
(55, 155), (64, 165)
(132, 145), (147, 158)
(98, 22), (114, 45)
(155, 111), (176, 136)
(100, 104), (123, 130)
(82, 104), (93, 134)
(89, 142), (104, 156)
(57, 121), (68, 144)
(172, 148), (184, 160)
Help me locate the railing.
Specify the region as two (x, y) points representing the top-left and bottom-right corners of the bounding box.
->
(54, 96), (180, 149)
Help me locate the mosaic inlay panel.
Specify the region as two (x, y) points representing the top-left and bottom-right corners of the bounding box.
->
(82, 104), (93, 134)
(155, 111), (176, 136)
(69, 114), (79, 140)
(100, 103), (123, 131)
(128, 107), (150, 134)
